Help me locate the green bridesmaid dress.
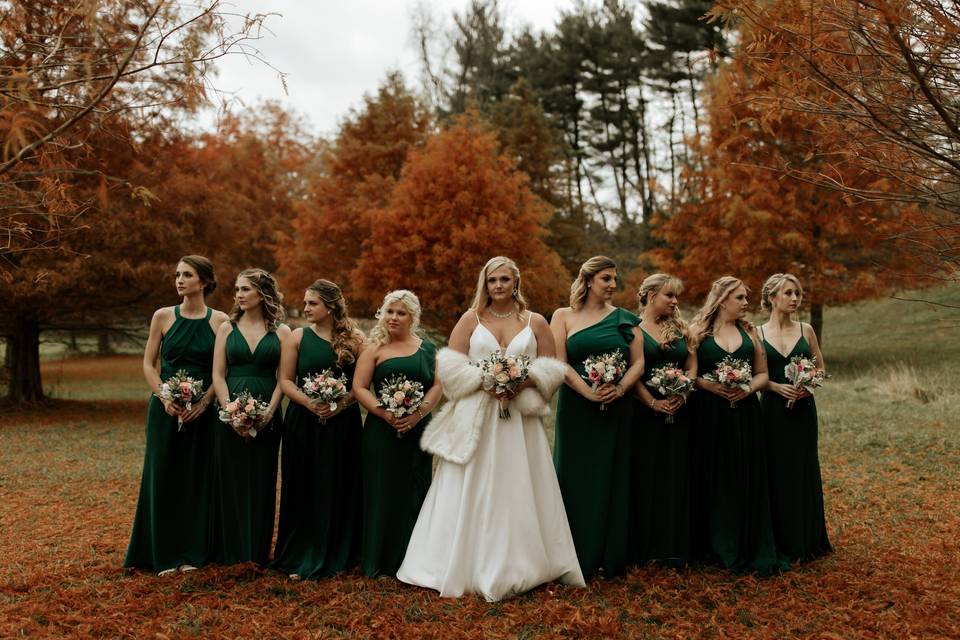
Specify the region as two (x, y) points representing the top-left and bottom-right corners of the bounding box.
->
(629, 327), (692, 567)
(271, 328), (363, 578)
(361, 339), (435, 578)
(210, 323), (282, 566)
(554, 308), (639, 579)
(760, 328), (832, 562)
(125, 305), (215, 572)
(692, 326), (787, 575)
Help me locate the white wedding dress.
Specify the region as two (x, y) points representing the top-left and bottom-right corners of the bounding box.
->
(397, 318), (585, 601)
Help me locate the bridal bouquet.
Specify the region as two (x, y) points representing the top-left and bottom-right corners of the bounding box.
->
(702, 356), (753, 408)
(645, 365), (694, 424)
(301, 369), (349, 423)
(377, 374), (425, 437)
(156, 369), (205, 431)
(478, 350), (532, 419)
(582, 350), (627, 411)
(783, 355), (827, 409)
(218, 390), (271, 439)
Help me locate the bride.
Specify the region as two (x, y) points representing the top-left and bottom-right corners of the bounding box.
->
(397, 256), (585, 601)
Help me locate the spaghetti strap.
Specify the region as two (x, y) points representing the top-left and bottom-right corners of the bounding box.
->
(759, 325), (766, 342)
(474, 310), (481, 324)
(526, 311), (533, 328)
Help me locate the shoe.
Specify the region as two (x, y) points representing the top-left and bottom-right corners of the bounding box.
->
(157, 568), (177, 577)
(289, 573), (300, 580)
(179, 564), (198, 573)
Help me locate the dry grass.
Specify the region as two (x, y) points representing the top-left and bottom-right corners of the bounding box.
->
(1, 292), (959, 638)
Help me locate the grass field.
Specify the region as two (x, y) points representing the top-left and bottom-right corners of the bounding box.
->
(1, 290), (958, 638)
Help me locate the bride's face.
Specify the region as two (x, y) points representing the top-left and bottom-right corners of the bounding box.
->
(486, 266), (515, 306)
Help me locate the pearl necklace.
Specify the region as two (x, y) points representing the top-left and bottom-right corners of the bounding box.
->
(488, 306), (515, 319)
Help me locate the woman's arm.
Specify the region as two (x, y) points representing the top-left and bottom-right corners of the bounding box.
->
(550, 308), (601, 401)
(729, 326), (769, 403)
(352, 346), (392, 422)
(264, 324), (292, 421)
(448, 311), (477, 355)
(212, 322), (232, 407)
(143, 307), (180, 417)
(394, 356), (445, 433)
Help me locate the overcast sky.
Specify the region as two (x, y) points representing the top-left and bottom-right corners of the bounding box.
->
(204, 0), (575, 136)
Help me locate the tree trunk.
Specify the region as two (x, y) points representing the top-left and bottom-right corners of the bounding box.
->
(98, 331), (112, 355)
(8, 315), (44, 403)
(810, 302), (824, 345)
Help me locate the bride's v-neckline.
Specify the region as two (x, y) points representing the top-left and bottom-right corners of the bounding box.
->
(475, 322), (532, 352)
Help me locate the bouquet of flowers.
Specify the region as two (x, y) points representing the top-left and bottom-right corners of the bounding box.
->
(301, 369), (349, 423)
(645, 365), (695, 424)
(478, 350), (532, 419)
(702, 356), (753, 408)
(156, 369), (205, 431)
(218, 390), (271, 439)
(783, 355), (827, 408)
(582, 350), (628, 411)
(377, 374), (425, 437)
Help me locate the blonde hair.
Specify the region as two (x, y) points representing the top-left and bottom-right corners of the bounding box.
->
(689, 276), (749, 346)
(569, 255), (618, 310)
(469, 256), (529, 316)
(230, 268), (285, 331)
(369, 290), (422, 346)
(638, 273), (687, 350)
(307, 279), (365, 366)
(761, 273), (804, 312)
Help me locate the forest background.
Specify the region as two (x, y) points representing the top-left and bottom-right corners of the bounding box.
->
(1, 0), (956, 404)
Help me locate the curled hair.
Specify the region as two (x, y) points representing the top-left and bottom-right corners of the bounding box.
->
(230, 268), (286, 331)
(638, 273), (687, 350)
(760, 273), (804, 312)
(178, 255), (217, 295)
(369, 290), (422, 346)
(307, 279), (365, 366)
(689, 276), (749, 346)
(469, 256), (529, 316)
(569, 255), (618, 310)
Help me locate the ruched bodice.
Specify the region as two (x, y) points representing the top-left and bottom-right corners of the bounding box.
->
(159, 305), (215, 382)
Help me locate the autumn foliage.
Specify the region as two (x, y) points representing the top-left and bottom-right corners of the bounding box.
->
(274, 74), (432, 309)
(352, 113), (569, 330)
(642, 14), (928, 334)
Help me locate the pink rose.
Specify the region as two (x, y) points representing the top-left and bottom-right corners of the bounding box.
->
(393, 391), (406, 403)
(225, 401), (239, 413)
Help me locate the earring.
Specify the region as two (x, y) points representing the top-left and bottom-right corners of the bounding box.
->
(512, 289), (518, 298)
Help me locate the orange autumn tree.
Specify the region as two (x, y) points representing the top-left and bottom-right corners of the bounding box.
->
(274, 73), (431, 310)
(644, 28), (924, 339)
(352, 114), (569, 331)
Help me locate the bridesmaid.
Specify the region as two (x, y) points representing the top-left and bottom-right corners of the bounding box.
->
(125, 255), (228, 575)
(759, 273), (832, 562)
(550, 256), (644, 579)
(353, 290), (442, 578)
(272, 279), (366, 579)
(630, 273), (695, 567)
(211, 268), (290, 566)
(690, 276), (786, 574)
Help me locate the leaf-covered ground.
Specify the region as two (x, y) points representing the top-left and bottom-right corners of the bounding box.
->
(2, 294), (959, 638)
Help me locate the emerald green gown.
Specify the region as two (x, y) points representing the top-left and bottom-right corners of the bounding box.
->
(760, 330), (832, 562)
(125, 305), (216, 572)
(554, 308), (639, 579)
(361, 340), (435, 578)
(210, 324), (282, 566)
(692, 326), (787, 575)
(271, 328), (363, 578)
(629, 327), (692, 567)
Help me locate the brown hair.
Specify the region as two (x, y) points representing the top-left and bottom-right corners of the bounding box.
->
(178, 255), (216, 295)
(569, 256), (617, 310)
(307, 279), (365, 366)
(689, 276), (750, 346)
(637, 273), (687, 350)
(229, 268), (285, 331)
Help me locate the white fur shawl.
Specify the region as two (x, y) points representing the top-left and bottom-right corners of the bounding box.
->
(420, 347), (566, 464)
